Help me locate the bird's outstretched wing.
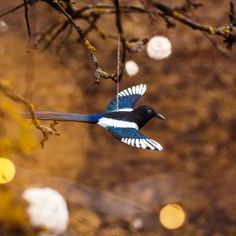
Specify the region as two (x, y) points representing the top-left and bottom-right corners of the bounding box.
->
(106, 127), (163, 151)
(106, 84), (146, 112)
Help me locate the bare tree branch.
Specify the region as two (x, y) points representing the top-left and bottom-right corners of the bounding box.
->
(43, 21), (69, 50)
(0, 3), (24, 18)
(0, 82), (59, 148)
(151, 1), (236, 47)
(49, 0), (117, 83)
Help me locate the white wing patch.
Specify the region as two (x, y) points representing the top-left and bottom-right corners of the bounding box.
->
(128, 87), (133, 95)
(132, 86), (136, 94)
(118, 84), (147, 97)
(98, 118), (139, 130)
(124, 90), (129, 96)
(118, 108), (133, 112)
(121, 137), (163, 151)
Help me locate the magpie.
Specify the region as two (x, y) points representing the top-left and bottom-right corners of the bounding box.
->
(29, 84), (165, 151)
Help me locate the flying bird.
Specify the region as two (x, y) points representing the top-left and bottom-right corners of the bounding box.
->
(29, 84), (165, 151)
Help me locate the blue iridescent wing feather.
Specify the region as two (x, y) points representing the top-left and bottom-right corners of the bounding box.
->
(106, 127), (163, 151)
(106, 84), (147, 112)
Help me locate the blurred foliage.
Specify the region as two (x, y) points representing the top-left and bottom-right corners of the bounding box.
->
(0, 0), (236, 236)
(0, 99), (37, 155)
(70, 207), (101, 236)
(0, 187), (34, 236)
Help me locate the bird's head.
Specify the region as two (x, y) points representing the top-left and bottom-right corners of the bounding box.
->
(133, 105), (165, 129)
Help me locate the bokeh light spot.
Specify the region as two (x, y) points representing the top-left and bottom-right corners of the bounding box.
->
(125, 60), (139, 76)
(146, 35), (172, 60)
(0, 157), (16, 184)
(160, 204), (186, 230)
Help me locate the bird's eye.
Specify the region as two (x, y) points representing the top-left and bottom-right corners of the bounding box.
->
(147, 109), (153, 114)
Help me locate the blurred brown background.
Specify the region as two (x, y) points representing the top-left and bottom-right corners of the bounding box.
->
(0, 0), (236, 235)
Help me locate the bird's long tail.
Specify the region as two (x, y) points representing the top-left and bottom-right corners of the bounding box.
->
(23, 111), (105, 124)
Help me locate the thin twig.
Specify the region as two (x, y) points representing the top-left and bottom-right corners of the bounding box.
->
(0, 3), (24, 18)
(75, 2), (236, 47)
(43, 21), (69, 50)
(74, 4), (154, 17)
(51, 0), (117, 83)
(23, 0), (32, 45)
(0, 82), (59, 148)
(151, 1), (235, 39)
(83, 15), (100, 36)
(35, 21), (60, 46)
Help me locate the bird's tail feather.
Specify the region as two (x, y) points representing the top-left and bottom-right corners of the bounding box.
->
(23, 111), (104, 123)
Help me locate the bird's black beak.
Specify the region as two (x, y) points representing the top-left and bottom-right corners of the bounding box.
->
(155, 112), (165, 120)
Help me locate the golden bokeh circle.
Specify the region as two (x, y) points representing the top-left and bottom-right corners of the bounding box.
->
(0, 158), (16, 184)
(159, 204), (186, 230)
